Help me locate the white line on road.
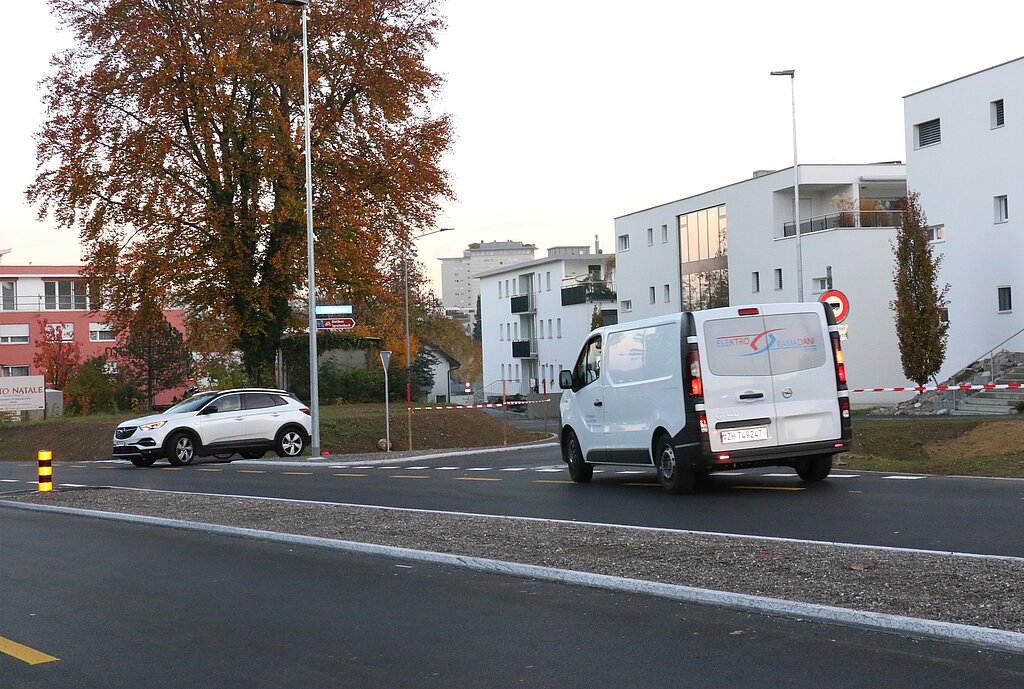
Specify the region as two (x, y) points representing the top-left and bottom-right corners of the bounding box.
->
(500, 468), (528, 471)
(762, 473), (797, 477)
(883, 476), (926, 480)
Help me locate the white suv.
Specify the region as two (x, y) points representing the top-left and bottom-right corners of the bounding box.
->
(113, 388), (312, 467)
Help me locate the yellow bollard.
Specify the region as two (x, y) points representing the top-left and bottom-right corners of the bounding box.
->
(37, 450), (53, 492)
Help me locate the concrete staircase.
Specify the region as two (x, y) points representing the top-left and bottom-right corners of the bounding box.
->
(954, 367), (1024, 415)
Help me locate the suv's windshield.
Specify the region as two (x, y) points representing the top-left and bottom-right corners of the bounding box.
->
(164, 392), (217, 414)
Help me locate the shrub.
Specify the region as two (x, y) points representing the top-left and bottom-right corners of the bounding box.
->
(66, 357), (115, 415)
(113, 383), (147, 413)
(1015, 400), (1024, 414)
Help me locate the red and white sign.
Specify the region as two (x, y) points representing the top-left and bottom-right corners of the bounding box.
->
(316, 317), (355, 331)
(819, 289), (850, 323)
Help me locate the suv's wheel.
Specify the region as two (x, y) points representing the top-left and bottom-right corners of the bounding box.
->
(275, 428), (307, 458)
(130, 456), (157, 468)
(240, 450), (266, 460)
(166, 432), (197, 466)
(796, 454), (833, 482)
(564, 429), (593, 483)
(656, 434), (695, 494)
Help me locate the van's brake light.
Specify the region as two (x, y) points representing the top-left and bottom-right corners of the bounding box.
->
(737, 307), (760, 316)
(687, 350), (703, 397)
(831, 338), (847, 386)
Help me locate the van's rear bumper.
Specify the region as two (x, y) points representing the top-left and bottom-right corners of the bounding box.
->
(691, 433), (851, 472)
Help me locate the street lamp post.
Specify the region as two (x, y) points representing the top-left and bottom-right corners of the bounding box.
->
(275, 0), (320, 456)
(403, 227), (454, 450)
(771, 69), (804, 302)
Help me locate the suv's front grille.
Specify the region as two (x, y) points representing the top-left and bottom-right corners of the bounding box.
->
(115, 427), (137, 440)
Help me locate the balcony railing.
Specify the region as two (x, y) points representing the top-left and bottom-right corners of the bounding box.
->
(511, 339), (537, 358)
(0, 296), (93, 312)
(510, 293), (535, 314)
(783, 210), (902, 237)
(561, 280), (617, 307)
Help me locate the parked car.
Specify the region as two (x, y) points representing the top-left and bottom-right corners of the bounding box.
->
(558, 302), (852, 493)
(113, 388), (312, 467)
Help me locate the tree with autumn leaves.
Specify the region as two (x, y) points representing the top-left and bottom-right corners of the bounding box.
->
(29, 0), (453, 385)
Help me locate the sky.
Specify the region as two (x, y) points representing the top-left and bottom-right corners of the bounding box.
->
(2, 1), (1023, 293)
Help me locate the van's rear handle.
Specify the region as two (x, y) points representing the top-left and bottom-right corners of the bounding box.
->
(739, 392), (764, 400)
(593, 400), (603, 407)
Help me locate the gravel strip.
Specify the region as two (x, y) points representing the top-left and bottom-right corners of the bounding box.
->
(4, 487), (1023, 634)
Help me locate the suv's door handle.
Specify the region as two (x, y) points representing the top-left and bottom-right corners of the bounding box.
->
(739, 392), (764, 400)
(593, 400), (603, 407)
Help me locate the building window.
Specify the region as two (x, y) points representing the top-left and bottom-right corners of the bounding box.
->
(914, 118), (941, 148)
(939, 308), (949, 323)
(617, 234), (630, 252)
(752, 272), (760, 293)
(548, 319), (553, 337)
(621, 300), (632, 313)
(998, 286), (1012, 313)
(498, 282), (502, 298)
(0, 324), (31, 344)
(663, 284), (670, 303)
(501, 363), (505, 380)
(513, 322), (518, 339)
(927, 224), (945, 242)
(995, 195), (1009, 223)
(499, 323), (504, 341)
(991, 99), (1005, 128)
(647, 228), (653, 246)
(2, 365), (31, 377)
(44, 280), (89, 311)
(661, 224), (668, 243)
(812, 277), (829, 294)
(546, 272), (551, 291)
(649, 286), (656, 304)
(46, 322), (75, 342)
(89, 323), (116, 342)
(679, 204), (729, 311)
(557, 318), (562, 338)
(774, 268), (783, 291)
(1, 281), (15, 311)
(539, 320), (544, 339)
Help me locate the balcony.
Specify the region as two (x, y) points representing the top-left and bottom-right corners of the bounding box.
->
(782, 210), (902, 237)
(511, 339), (537, 358)
(561, 280), (617, 307)
(510, 293), (535, 314)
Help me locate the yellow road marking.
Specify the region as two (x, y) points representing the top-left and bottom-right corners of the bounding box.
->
(533, 479), (574, 484)
(734, 485), (805, 491)
(456, 477), (501, 482)
(333, 473), (367, 477)
(0, 635), (60, 665)
(281, 472), (312, 476)
(161, 467), (183, 471)
(238, 470), (266, 474)
(624, 482), (660, 487)
(198, 468), (222, 472)
(390, 475), (430, 479)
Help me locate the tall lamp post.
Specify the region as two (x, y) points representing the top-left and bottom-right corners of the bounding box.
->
(275, 0), (320, 455)
(404, 227), (454, 450)
(771, 69), (804, 302)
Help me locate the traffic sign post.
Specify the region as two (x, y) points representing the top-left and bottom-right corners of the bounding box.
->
(380, 351), (392, 452)
(819, 289), (850, 324)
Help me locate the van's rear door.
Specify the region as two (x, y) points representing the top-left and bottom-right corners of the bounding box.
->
(697, 309), (778, 453)
(759, 303), (841, 445)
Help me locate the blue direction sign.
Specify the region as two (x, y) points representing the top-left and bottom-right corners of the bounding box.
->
(315, 304), (353, 316)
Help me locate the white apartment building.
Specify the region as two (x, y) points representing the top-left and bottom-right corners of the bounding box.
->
(904, 56), (1023, 381)
(614, 163), (913, 402)
(438, 240), (537, 325)
(478, 246), (615, 399)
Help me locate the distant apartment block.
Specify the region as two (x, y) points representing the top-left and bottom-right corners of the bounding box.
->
(439, 240), (537, 328)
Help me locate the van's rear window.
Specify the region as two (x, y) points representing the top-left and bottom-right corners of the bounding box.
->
(703, 313), (826, 377)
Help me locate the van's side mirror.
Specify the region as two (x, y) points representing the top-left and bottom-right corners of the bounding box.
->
(558, 370), (574, 390)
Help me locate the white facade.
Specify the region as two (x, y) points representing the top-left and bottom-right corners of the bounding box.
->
(904, 57), (1024, 380)
(438, 240), (537, 320)
(478, 246), (615, 400)
(614, 163), (913, 402)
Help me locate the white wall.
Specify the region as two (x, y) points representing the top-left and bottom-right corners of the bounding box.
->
(905, 57), (1024, 379)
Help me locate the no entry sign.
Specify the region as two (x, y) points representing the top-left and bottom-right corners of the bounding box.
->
(819, 289), (850, 323)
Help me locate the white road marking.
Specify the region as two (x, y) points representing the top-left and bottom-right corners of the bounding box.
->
(762, 473), (797, 477)
(883, 475), (926, 480)
(434, 467), (460, 470)
(500, 468), (528, 471)
(712, 471), (746, 476)
(536, 468), (563, 473)
(616, 471), (648, 475)
(0, 479), (20, 483)
(466, 467), (491, 471)
(403, 467), (429, 470)
(828, 475), (860, 478)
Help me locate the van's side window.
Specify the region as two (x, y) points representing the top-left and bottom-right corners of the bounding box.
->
(573, 338), (602, 388)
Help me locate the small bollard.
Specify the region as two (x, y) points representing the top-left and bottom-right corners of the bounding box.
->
(38, 450), (53, 492)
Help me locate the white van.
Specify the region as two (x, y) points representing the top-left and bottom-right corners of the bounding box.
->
(558, 303), (852, 493)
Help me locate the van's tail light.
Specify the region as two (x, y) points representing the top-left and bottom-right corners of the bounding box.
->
(687, 350), (703, 398)
(831, 337), (847, 386)
(838, 396), (850, 420)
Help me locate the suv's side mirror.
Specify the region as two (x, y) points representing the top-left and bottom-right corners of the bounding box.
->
(200, 405), (218, 415)
(558, 370), (574, 390)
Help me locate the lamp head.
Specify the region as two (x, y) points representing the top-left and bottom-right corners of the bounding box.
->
(770, 70), (795, 77)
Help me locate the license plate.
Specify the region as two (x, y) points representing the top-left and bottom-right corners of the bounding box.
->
(721, 427), (768, 443)
(114, 440), (126, 447)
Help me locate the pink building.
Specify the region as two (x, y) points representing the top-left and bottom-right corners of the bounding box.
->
(0, 265), (187, 405)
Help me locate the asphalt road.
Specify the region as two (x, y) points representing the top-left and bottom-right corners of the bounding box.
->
(3, 509), (1022, 688)
(2, 443), (1023, 557)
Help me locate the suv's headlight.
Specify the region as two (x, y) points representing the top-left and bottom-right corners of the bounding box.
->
(138, 421), (167, 431)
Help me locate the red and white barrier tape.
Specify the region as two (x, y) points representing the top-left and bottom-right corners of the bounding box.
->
(411, 399), (551, 411)
(850, 384), (1022, 393)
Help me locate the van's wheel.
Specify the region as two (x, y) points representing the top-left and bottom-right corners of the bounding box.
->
(796, 454), (833, 482)
(166, 432), (197, 466)
(656, 435), (694, 494)
(564, 430), (593, 483)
